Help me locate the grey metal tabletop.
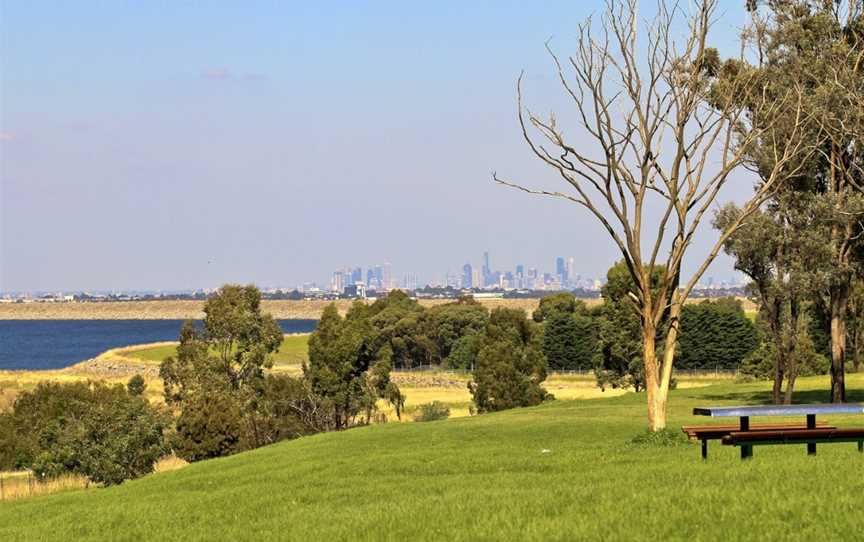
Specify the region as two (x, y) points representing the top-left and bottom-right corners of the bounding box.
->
(693, 404), (864, 417)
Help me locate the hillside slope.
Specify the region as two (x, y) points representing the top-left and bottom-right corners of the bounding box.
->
(1, 376), (863, 541)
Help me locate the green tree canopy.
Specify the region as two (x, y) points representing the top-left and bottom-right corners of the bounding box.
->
(469, 308), (551, 413)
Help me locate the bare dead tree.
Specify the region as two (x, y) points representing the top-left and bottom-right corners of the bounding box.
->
(494, 0), (811, 430)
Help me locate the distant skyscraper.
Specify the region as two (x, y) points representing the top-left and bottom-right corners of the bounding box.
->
(462, 263), (473, 289)
(404, 272), (418, 291)
(566, 257), (576, 287)
(351, 267), (363, 284)
(382, 262), (392, 290)
(331, 271), (345, 293)
(556, 257), (566, 282)
(471, 269), (481, 289)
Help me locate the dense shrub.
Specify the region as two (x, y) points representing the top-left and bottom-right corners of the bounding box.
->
(173, 390), (246, 462)
(414, 401), (450, 422)
(0, 381), (169, 485)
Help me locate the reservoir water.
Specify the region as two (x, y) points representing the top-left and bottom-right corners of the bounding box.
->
(0, 319), (318, 371)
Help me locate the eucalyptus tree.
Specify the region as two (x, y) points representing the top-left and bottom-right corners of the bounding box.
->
(495, 0), (809, 430)
(715, 195), (824, 403)
(738, 0), (864, 401)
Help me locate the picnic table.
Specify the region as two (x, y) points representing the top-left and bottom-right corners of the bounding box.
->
(689, 404), (864, 460)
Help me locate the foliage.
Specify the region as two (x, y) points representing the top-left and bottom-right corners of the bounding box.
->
(306, 301), (404, 429)
(739, 331), (829, 381)
(127, 374), (147, 396)
(542, 311), (598, 371)
(0, 382), (169, 485)
(532, 293), (586, 323)
(593, 262), (665, 392)
(724, 0), (864, 402)
(160, 284), (304, 460)
(677, 299), (758, 371)
(414, 401), (451, 422)
(368, 291), (439, 369)
(445, 333), (482, 370)
(161, 284), (283, 402)
(428, 296), (489, 361)
(469, 308), (551, 413)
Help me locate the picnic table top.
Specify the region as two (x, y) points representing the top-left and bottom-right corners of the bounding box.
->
(693, 404), (864, 417)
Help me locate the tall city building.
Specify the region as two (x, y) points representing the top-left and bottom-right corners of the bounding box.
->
(556, 257), (566, 283)
(462, 263), (473, 289)
(382, 262), (392, 290)
(404, 272), (418, 291)
(566, 257), (576, 287)
(471, 269), (481, 289)
(331, 270), (346, 293)
(482, 251), (491, 285)
(351, 267), (363, 285)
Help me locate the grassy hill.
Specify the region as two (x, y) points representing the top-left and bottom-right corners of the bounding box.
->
(1, 375), (862, 541)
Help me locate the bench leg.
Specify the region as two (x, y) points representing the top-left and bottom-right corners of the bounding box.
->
(740, 416), (753, 460)
(701, 439), (707, 460)
(807, 415), (817, 455)
(858, 441), (863, 453)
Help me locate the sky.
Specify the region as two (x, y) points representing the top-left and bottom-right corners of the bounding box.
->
(0, 1), (755, 293)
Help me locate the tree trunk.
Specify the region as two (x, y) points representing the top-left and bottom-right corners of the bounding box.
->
(642, 317), (665, 432)
(782, 297), (801, 405)
(768, 297), (785, 405)
(830, 286), (848, 402)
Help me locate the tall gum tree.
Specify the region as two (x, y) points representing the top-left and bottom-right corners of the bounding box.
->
(741, 0), (864, 402)
(495, 0), (811, 430)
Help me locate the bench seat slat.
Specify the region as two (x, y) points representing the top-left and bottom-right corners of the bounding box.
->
(722, 428), (864, 444)
(682, 423), (832, 440)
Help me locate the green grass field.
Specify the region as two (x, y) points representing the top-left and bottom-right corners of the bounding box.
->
(1, 373), (862, 541)
(125, 334), (310, 367)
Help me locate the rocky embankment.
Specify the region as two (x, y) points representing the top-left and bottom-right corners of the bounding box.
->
(0, 298), (554, 320)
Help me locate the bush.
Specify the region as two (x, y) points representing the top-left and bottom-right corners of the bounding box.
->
(414, 401), (451, 422)
(173, 390), (246, 462)
(1, 382), (169, 485)
(127, 374), (147, 396)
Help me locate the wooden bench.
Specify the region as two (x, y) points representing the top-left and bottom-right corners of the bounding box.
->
(682, 423), (835, 460)
(722, 428), (864, 457)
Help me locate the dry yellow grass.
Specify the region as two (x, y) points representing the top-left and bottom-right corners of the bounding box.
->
(0, 472), (89, 501)
(0, 456), (189, 502)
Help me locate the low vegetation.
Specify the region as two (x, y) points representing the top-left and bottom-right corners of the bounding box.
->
(1, 373), (861, 540)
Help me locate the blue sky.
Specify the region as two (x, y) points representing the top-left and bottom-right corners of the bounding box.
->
(1, 1), (752, 292)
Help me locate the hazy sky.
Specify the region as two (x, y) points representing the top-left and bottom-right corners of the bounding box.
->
(1, 1), (754, 292)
